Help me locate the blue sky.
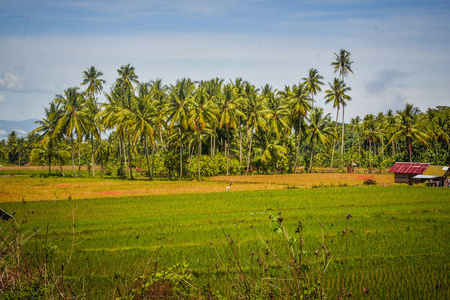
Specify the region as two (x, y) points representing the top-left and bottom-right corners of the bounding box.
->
(0, 0), (449, 122)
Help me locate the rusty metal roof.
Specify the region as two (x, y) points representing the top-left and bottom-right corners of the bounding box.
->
(422, 166), (448, 177)
(389, 162), (430, 174)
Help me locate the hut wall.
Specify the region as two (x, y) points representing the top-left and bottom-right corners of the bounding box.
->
(394, 173), (412, 184)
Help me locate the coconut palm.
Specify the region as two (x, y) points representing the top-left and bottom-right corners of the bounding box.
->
(331, 50), (354, 158)
(302, 68), (324, 108)
(188, 84), (218, 180)
(167, 78), (195, 179)
(389, 103), (428, 162)
(131, 81), (156, 180)
(81, 66), (105, 177)
(331, 49), (354, 82)
(288, 82), (312, 173)
(244, 85), (267, 174)
(324, 78), (351, 169)
(218, 84), (244, 175)
(54, 87), (87, 176)
(307, 107), (332, 173)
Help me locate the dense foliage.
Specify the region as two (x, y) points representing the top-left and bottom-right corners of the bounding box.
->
(1, 50), (449, 178)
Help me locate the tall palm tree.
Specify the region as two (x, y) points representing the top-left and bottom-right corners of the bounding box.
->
(33, 102), (65, 175)
(188, 84), (218, 180)
(362, 114), (380, 172)
(331, 49), (354, 159)
(324, 78), (351, 170)
(389, 103), (428, 162)
(308, 107), (332, 173)
(302, 68), (324, 109)
(331, 49), (354, 82)
(131, 81), (156, 180)
(167, 78), (195, 179)
(244, 86), (267, 174)
(288, 82), (312, 173)
(81, 66), (105, 177)
(54, 87), (86, 176)
(218, 84), (244, 175)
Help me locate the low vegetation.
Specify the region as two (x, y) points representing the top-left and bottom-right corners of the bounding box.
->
(1, 175), (448, 299)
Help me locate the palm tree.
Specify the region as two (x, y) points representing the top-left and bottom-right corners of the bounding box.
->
(167, 78), (195, 179)
(188, 84), (218, 180)
(308, 107), (332, 173)
(389, 103), (428, 162)
(54, 87), (86, 176)
(34, 102), (66, 176)
(244, 86), (267, 174)
(81, 66), (105, 177)
(331, 49), (354, 159)
(362, 114), (381, 173)
(302, 68), (324, 108)
(131, 81), (156, 180)
(288, 82), (312, 173)
(218, 84), (244, 175)
(350, 116), (362, 164)
(331, 49), (354, 82)
(324, 78), (351, 170)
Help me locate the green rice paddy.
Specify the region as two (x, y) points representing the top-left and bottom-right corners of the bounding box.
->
(1, 185), (449, 298)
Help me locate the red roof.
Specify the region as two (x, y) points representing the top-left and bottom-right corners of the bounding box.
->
(389, 162), (430, 174)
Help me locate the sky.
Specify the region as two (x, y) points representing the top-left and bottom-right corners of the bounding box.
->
(0, 0), (449, 122)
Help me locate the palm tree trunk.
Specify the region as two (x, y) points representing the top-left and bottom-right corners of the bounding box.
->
(341, 107), (345, 162)
(91, 136), (95, 177)
(246, 131), (254, 174)
(309, 136), (316, 173)
(179, 127), (183, 180)
(119, 137), (124, 178)
(128, 138), (133, 179)
(71, 136), (76, 176)
(239, 125), (243, 164)
(369, 139), (372, 173)
(330, 108), (339, 171)
(226, 129), (230, 176)
(198, 131), (201, 181)
(408, 137), (412, 162)
(151, 141), (155, 180)
(78, 139), (81, 177)
(57, 147), (64, 177)
(123, 138), (128, 178)
(294, 117), (302, 173)
(145, 135), (151, 180)
(99, 133), (103, 178)
(48, 154), (51, 175)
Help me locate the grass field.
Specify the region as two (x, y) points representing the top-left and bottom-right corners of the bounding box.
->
(0, 174), (449, 298)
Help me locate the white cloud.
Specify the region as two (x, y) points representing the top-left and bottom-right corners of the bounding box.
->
(0, 130), (7, 135)
(13, 129), (27, 134)
(0, 72), (26, 91)
(0, 95), (5, 103)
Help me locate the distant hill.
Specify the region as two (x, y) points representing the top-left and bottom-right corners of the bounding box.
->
(0, 119), (39, 140)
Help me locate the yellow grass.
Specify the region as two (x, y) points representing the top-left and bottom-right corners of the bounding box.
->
(210, 173), (394, 187)
(0, 172), (395, 203)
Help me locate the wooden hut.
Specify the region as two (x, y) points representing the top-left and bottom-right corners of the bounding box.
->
(413, 166), (449, 187)
(388, 162), (430, 184)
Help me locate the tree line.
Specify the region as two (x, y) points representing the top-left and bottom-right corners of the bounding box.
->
(1, 49), (449, 179)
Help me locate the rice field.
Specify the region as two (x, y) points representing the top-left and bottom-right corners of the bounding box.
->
(0, 174), (449, 298)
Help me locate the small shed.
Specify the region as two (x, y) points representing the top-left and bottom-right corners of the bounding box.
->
(389, 162), (430, 184)
(413, 166), (449, 187)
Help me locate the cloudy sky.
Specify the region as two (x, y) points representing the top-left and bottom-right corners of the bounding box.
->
(0, 0), (449, 122)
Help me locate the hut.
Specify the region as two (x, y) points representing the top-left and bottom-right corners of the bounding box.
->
(413, 166), (449, 187)
(388, 162), (430, 184)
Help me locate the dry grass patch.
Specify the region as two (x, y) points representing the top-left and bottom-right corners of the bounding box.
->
(210, 173), (394, 187)
(0, 173), (395, 203)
